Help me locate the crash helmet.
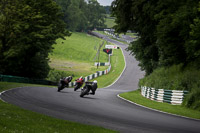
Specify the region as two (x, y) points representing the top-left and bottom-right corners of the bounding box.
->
(93, 80), (97, 83)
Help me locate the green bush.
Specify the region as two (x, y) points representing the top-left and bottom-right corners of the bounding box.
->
(183, 84), (200, 111)
(46, 69), (73, 82)
(139, 63), (200, 110)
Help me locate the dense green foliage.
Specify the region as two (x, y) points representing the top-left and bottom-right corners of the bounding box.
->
(139, 64), (200, 111)
(139, 64), (200, 92)
(111, 0), (200, 75)
(104, 6), (111, 14)
(0, 0), (69, 79)
(54, 0), (106, 31)
(111, 0), (200, 110)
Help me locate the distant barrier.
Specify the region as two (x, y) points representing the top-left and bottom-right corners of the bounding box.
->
(69, 65), (111, 87)
(141, 86), (188, 105)
(94, 54), (111, 66)
(0, 74), (57, 86)
(104, 30), (134, 44)
(0, 65), (111, 87)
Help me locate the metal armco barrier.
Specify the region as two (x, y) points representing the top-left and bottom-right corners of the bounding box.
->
(141, 86), (188, 105)
(0, 74), (57, 86)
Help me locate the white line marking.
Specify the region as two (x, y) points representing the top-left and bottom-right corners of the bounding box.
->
(0, 87), (21, 103)
(0, 91), (7, 103)
(117, 94), (200, 121)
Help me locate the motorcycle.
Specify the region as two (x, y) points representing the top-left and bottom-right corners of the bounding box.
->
(57, 77), (72, 92)
(80, 81), (97, 97)
(74, 77), (84, 91)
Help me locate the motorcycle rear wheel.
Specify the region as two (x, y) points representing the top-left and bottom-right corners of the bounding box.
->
(58, 83), (64, 92)
(80, 87), (89, 97)
(74, 84), (79, 91)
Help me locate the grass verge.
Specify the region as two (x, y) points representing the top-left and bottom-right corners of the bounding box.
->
(120, 89), (200, 120)
(0, 82), (116, 133)
(88, 47), (125, 88)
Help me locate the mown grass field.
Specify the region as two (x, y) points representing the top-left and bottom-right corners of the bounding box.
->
(48, 32), (110, 81)
(50, 32), (108, 62)
(105, 17), (115, 28)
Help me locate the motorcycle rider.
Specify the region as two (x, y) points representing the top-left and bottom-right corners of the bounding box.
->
(75, 76), (84, 83)
(74, 76), (85, 91)
(58, 76), (73, 92)
(90, 80), (98, 95)
(82, 80), (97, 95)
(63, 76), (73, 88)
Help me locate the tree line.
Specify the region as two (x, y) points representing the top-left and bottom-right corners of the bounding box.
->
(0, 0), (107, 79)
(111, 0), (200, 75)
(0, 0), (69, 79)
(54, 0), (106, 31)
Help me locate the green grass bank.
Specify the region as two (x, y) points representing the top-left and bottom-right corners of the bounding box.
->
(120, 90), (200, 120)
(47, 32), (110, 82)
(119, 63), (200, 120)
(105, 16), (115, 28)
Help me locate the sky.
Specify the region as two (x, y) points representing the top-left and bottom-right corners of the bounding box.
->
(97, 0), (114, 6)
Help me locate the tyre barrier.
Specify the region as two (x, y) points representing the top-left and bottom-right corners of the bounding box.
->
(141, 86), (188, 105)
(94, 54), (111, 66)
(69, 65), (112, 87)
(94, 62), (110, 66)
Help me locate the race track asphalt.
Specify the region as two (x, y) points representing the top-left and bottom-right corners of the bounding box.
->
(1, 32), (200, 133)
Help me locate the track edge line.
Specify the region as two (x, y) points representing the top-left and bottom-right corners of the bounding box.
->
(117, 94), (200, 121)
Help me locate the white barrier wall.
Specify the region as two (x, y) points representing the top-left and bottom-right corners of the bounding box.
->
(69, 65), (112, 87)
(141, 86), (188, 105)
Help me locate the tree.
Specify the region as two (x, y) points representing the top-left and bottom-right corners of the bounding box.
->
(185, 2), (200, 64)
(0, 0), (70, 78)
(87, 0), (106, 30)
(111, 0), (159, 74)
(104, 6), (111, 14)
(55, 0), (106, 31)
(111, 0), (200, 75)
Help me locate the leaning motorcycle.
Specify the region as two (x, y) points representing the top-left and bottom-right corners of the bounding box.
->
(57, 78), (69, 92)
(74, 78), (84, 91)
(80, 82), (94, 97)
